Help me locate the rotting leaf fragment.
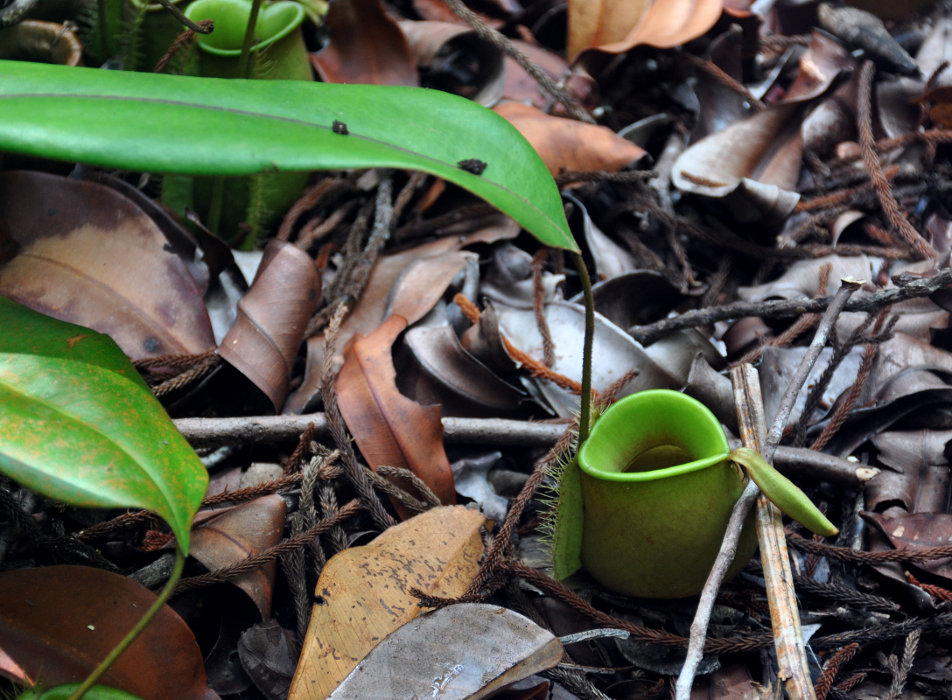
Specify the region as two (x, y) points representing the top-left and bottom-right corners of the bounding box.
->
(457, 158), (487, 175)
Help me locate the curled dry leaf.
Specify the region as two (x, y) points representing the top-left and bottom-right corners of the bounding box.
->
(400, 20), (505, 105)
(288, 506), (485, 699)
(671, 99), (805, 222)
(218, 239), (321, 411)
(237, 620), (298, 700)
(336, 314), (457, 512)
(567, 0), (724, 61)
(674, 31), (852, 222)
(310, 0), (418, 86)
(565, 192), (635, 280)
(404, 324), (525, 411)
(384, 250), (476, 323)
(817, 2), (917, 75)
(0, 19), (84, 66)
(328, 604), (563, 700)
(284, 220), (518, 414)
(0, 565), (218, 700)
(0, 170), (215, 360)
(494, 101), (647, 175)
(190, 494), (287, 619)
(490, 300), (685, 416)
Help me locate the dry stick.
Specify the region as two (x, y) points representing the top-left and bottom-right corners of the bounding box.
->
(442, 0), (594, 124)
(675, 280), (860, 700)
(856, 60), (937, 259)
(737, 364), (814, 700)
(628, 266), (952, 344)
(171, 413), (871, 483)
(174, 414), (568, 448)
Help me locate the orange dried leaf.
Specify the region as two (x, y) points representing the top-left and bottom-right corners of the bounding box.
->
(336, 314), (456, 512)
(567, 0), (724, 61)
(494, 101), (646, 175)
(288, 506), (485, 699)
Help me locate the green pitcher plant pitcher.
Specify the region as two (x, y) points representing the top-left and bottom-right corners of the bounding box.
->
(549, 389), (837, 598)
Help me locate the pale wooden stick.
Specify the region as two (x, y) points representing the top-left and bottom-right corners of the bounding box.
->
(732, 364), (815, 700)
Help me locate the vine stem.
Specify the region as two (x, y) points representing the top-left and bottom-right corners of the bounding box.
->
(570, 251), (594, 443)
(236, 0), (263, 79)
(68, 548), (186, 700)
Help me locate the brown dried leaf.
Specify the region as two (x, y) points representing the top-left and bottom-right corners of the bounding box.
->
(817, 2), (917, 75)
(190, 495), (287, 618)
(863, 512), (952, 581)
(310, 0), (418, 86)
(494, 101), (647, 175)
(328, 604), (562, 699)
(219, 239), (321, 411)
(287, 506), (485, 699)
(284, 220), (519, 414)
(336, 314), (457, 511)
(502, 40), (597, 112)
(385, 250), (476, 324)
(0, 170), (215, 360)
(400, 20), (504, 105)
(404, 324), (524, 410)
(237, 620), (297, 700)
(0, 565), (218, 700)
(671, 99), (804, 221)
(567, 0), (724, 61)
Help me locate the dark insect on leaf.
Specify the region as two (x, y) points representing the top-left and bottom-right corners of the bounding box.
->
(332, 120), (349, 135)
(457, 158), (487, 175)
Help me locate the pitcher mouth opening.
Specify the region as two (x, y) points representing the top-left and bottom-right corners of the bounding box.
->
(578, 448), (730, 483)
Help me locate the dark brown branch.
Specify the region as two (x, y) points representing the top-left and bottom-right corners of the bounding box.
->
(628, 266), (952, 344)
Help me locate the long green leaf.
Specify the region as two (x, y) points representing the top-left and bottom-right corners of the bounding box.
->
(0, 60), (577, 251)
(0, 298), (207, 552)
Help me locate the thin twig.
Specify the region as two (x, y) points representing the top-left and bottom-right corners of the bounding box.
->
(676, 281), (860, 699)
(628, 267), (952, 344)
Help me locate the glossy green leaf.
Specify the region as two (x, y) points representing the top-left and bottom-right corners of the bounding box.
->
(0, 60), (577, 252)
(0, 299), (207, 552)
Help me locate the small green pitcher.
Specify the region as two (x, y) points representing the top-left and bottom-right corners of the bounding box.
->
(576, 390), (758, 598)
(183, 0), (310, 80)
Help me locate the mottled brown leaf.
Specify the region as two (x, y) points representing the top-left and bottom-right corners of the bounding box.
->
(864, 512), (952, 580)
(0, 170), (215, 360)
(288, 506), (485, 699)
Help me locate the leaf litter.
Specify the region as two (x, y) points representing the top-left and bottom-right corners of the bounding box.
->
(8, 1), (952, 698)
